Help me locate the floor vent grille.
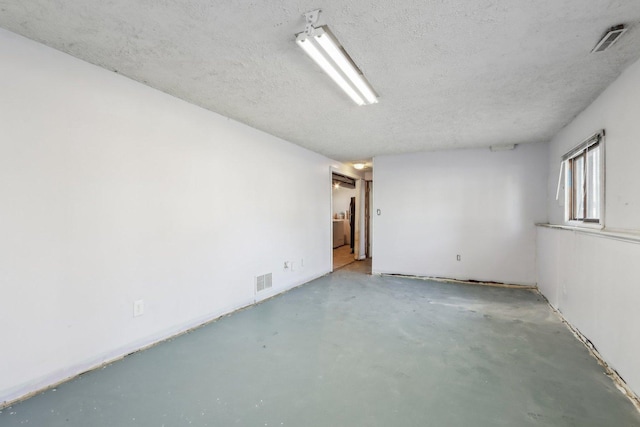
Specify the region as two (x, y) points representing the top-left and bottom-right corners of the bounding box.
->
(256, 273), (272, 293)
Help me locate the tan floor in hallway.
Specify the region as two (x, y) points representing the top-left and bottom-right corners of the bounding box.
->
(333, 244), (355, 270)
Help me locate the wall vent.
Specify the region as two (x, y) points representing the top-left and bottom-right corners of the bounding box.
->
(256, 273), (272, 293)
(592, 25), (627, 53)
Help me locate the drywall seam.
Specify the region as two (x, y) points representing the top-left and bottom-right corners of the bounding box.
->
(539, 291), (640, 413)
(0, 270), (329, 410)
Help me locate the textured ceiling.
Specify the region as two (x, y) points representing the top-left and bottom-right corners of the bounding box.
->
(1, 1), (640, 161)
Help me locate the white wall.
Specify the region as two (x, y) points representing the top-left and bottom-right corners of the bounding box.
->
(546, 59), (640, 231)
(538, 56), (640, 395)
(0, 29), (334, 404)
(537, 228), (640, 393)
(373, 143), (548, 285)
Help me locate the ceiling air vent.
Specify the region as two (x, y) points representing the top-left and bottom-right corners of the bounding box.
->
(592, 25), (627, 53)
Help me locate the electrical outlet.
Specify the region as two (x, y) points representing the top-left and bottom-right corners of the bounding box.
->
(133, 300), (144, 317)
(456, 254), (461, 261)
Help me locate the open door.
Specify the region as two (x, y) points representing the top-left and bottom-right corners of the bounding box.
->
(331, 171), (359, 270)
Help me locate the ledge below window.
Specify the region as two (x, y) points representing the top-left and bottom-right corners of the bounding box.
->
(536, 223), (640, 244)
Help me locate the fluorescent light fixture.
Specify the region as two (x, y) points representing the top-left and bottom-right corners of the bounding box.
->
(296, 13), (378, 106)
(296, 36), (365, 105)
(314, 28), (378, 105)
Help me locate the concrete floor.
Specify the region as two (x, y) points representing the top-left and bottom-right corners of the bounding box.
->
(2, 261), (639, 427)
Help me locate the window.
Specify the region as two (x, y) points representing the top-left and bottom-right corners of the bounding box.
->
(563, 131), (604, 225)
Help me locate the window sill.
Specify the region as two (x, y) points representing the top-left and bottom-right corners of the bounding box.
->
(536, 223), (640, 244)
(565, 220), (603, 230)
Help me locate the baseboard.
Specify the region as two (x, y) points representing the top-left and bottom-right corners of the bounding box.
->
(539, 293), (640, 413)
(376, 272), (537, 289)
(1, 270), (329, 409)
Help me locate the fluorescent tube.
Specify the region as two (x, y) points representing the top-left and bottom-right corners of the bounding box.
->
(314, 29), (378, 104)
(296, 36), (365, 106)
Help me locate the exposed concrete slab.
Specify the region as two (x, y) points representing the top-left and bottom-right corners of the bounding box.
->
(1, 261), (638, 426)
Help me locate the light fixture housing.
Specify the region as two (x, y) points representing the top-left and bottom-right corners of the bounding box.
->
(296, 12), (378, 106)
(490, 144), (516, 152)
(353, 163), (366, 170)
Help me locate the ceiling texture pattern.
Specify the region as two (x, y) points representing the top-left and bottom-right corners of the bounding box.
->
(1, 0), (640, 161)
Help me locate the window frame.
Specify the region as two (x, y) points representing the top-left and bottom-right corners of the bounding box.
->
(563, 130), (605, 228)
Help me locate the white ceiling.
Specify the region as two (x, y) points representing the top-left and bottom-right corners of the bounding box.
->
(1, 1), (640, 161)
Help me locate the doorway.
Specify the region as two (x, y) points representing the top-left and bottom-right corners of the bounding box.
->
(331, 173), (357, 270)
(330, 170), (373, 271)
